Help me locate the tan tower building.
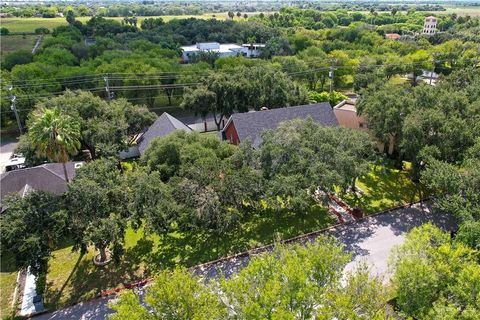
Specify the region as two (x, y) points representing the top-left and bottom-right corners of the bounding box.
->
(422, 16), (437, 35)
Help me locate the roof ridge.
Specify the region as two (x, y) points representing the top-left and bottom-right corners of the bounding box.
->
(40, 165), (69, 182)
(232, 102), (331, 117)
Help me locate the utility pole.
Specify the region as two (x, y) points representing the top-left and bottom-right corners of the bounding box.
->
(8, 86), (23, 135)
(329, 62), (335, 93)
(104, 74), (112, 102)
(429, 58), (437, 85)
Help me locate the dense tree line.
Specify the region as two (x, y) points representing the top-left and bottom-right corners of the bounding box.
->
(0, 2), (447, 19)
(2, 8), (478, 128)
(357, 67), (480, 175)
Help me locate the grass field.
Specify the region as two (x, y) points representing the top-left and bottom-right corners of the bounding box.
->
(42, 203), (336, 309)
(443, 5), (480, 16)
(339, 163), (426, 214)
(0, 252), (18, 319)
(0, 12), (263, 34)
(0, 34), (37, 53)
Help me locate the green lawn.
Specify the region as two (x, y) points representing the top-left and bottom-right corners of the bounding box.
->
(0, 13), (264, 34)
(0, 34), (37, 53)
(0, 252), (18, 319)
(42, 204), (336, 309)
(339, 163), (426, 214)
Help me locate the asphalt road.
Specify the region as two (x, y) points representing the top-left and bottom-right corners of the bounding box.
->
(0, 138), (18, 173)
(34, 201), (456, 320)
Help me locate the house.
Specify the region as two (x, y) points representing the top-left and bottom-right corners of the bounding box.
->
(385, 33), (401, 40)
(333, 99), (393, 154)
(406, 70), (439, 86)
(422, 16), (437, 35)
(180, 42), (248, 62)
(221, 103), (338, 147)
(136, 112), (192, 156)
(241, 43), (265, 57)
(0, 162), (83, 212)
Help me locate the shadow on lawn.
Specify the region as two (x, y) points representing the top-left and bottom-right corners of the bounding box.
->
(341, 166), (426, 214)
(44, 205), (336, 307)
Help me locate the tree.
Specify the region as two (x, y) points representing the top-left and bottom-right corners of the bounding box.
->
(298, 47), (330, 91)
(261, 36), (293, 58)
(309, 91), (347, 106)
(110, 239), (390, 319)
(141, 130), (235, 180)
(125, 170), (180, 235)
(181, 66), (307, 130)
(243, 13), (248, 19)
(65, 159), (127, 264)
(228, 11), (234, 20)
(110, 268), (225, 320)
(66, 10), (76, 24)
(0, 191), (66, 292)
(390, 224), (480, 319)
(32, 90), (155, 159)
(0, 27), (9, 35)
(404, 50), (433, 86)
(140, 17), (164, 30)
(28, 107), (81, 182)
(2, 49), (33, 71)
(236, 11), (242, 19)
(260, 119), (374, 211)
(421, 156), (480, 223)
(35, 27), (50, 35)
(357, 84), (414, 156)
(181, 86), (216, 124)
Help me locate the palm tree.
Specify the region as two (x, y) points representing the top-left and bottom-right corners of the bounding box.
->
(29, 107), (81, 182)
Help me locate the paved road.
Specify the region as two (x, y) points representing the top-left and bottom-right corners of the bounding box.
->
(34, 201), (456, 320)
(0, 138), (18, 173)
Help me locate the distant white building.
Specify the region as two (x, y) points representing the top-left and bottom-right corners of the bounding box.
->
(242, 43), (266, 58)
(422, 16), (437, 35)
(180, 42), (263, 62)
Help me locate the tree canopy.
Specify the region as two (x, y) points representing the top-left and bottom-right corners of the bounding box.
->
(110, 239), (390, 319)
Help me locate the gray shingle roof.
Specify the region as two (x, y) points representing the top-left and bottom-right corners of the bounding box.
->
(0, 162), (82, 210)
(138, 112), (192, 155)
(225, 103), (338, 147)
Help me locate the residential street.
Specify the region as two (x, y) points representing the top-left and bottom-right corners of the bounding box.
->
(34, 201), (456, 320)
(0, 137), (18, 173)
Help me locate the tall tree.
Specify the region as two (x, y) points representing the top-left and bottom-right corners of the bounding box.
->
(0, 191), (66, 292)
(260, 119), (374, 211)
(65, 158), (127, 264)
(357, 84), (414, 156)
(31, 90), (155, 159)
(28, 107), (81, 182)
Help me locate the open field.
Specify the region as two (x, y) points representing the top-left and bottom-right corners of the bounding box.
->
(0, 34), (37, 53)
(0, 12), (264, 34)
(443, 5), (480, 16)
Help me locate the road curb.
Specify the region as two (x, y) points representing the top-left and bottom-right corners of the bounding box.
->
(99, 198), (432, 297)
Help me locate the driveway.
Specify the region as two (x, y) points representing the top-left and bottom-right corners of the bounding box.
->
(34, 201), (456, 320)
